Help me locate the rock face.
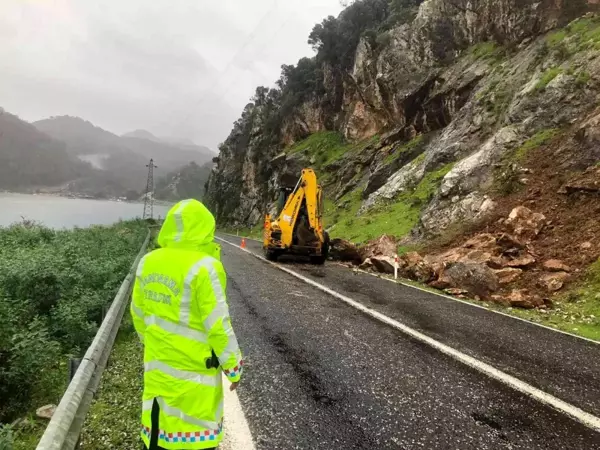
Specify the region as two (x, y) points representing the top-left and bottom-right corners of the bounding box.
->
(543, 259), (572, 273)
(206, 1), (598, 229)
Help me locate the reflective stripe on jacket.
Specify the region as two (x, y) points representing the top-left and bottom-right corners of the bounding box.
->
(131, 199), (243, 449)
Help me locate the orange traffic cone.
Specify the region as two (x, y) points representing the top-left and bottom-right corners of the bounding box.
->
(241, 238), (246, 249)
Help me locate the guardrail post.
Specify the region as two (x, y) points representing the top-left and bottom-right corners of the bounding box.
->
(67, 358), (82, 449)
(68, 358), (82, 384)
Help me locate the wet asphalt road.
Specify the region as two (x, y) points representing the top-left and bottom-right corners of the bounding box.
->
(224, 235), (600, 419)
(220, 240), (600, 449)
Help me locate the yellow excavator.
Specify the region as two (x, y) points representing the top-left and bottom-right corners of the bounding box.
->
(263, 168), (329, 264)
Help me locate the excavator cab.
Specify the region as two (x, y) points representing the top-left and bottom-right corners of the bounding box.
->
(263, 168), (329, 264)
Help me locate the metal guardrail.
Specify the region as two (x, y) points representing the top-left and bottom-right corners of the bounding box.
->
(36, 231), (151, 450)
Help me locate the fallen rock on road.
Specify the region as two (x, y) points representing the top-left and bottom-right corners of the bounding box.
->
(433, 262), (500, 300)
(329, 238), (362, 263)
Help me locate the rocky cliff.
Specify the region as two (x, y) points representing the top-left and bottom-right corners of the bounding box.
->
(206, 0), (598, 235)
(206, 0), (600, 335)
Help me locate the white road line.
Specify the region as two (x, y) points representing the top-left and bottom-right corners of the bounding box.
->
(222, 382), (256, 450)
(219, 233), (598, 345)
(216, 236), (600, 433)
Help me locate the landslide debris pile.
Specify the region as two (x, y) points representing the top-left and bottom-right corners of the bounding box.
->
(206, 1), (600, 313)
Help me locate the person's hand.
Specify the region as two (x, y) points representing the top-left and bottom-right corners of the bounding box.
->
(229, 382), (239, 391)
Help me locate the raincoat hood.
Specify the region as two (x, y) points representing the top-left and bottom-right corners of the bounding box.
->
(157, 199), (220, 258)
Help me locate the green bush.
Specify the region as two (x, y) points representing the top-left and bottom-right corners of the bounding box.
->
(535, 67), (563, 91)
(0, 220), (147, 423)
(0, 424), (14, 450)
(575, 70), (591, 87)
(514, 129), (560, 161)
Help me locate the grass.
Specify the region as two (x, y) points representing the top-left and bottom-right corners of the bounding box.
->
(469, 41), (506, 66)
(476, 78), (514, 120)
(546, 15), (600, 55)
(547, 29), (568, 47)
(324, 162), (454, 243)
(383, 135), (424, 165)
(81, 319), (143, 449)
(470, 42), (498, 58)
(575, 70), (591, 87)
(287, 132), (380, 169)
(535, 67), (563, 91)
(513, 128), (560, 161)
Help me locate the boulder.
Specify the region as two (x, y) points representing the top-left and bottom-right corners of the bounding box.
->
(424, 255), (445, 278)
(540, 272), (571, 292)
(542, 259), (571, 273)
(402, 251), (424, 267)
(506, 254), (536, 268)
(506, 206), (546, 241)
(359, 258), (374, 271)
(401, 252), (434, 283)
(430, 277), (452, 290)
(359, 235), (397, 261)
(488, 256), (508, 269)
(494, 268), (523, 285)
(437, 247), (469, 263)
(496, 233), (525, 251)
(463, 233), (498, 252)
(36, 404), (56, 420)
(495, 290), (544, 309)
(329, 239), (362, 264)
(462, 250), (494, 266)
(371, 256), (396, 274)
(440, 262), (500, 300)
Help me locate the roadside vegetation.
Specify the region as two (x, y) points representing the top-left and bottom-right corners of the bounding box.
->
(80, 318), (143, 449)
(0, 220), (148, 448)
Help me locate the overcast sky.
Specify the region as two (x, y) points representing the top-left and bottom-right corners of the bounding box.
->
(0, 0), (343, 149)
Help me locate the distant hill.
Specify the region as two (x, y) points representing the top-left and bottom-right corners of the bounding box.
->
(155, 161), (212, 202)
(35, 117), (214, 167)
(0, 112), (215, 199)
(0, 110), (93, 190)
(32, 116), (215, 197)
(122, 129), (215, 159)
(122, 129), (160, 141)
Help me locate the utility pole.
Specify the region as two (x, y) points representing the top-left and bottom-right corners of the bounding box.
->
(143, 159), (157, 220)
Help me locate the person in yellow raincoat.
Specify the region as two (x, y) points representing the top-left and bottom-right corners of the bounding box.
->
(131, 199), (244, 449)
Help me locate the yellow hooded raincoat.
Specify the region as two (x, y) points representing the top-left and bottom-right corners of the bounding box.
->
(131, 200), (243, 449)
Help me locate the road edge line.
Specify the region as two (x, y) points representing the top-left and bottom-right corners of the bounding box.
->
(222, 381), (256, 450)
(217, 236), (600, 433)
